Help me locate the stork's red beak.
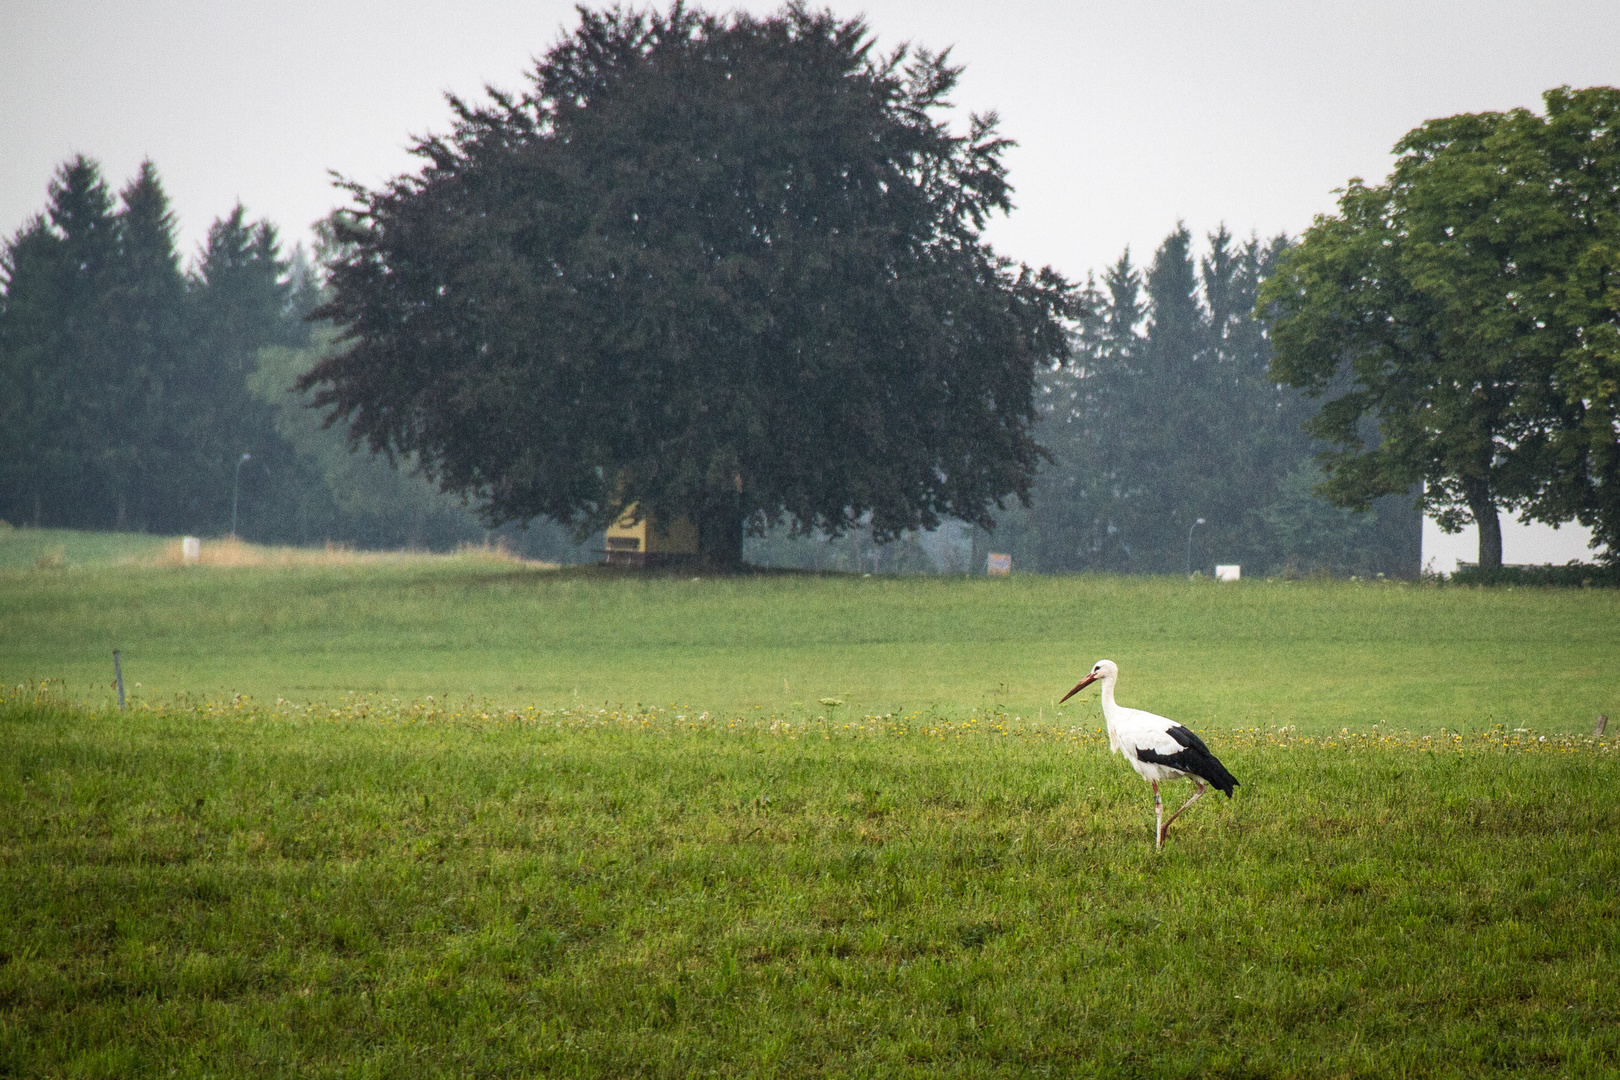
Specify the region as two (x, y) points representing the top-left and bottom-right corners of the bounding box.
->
(1059, 672), (1099, 704)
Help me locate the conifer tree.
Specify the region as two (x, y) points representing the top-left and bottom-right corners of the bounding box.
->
(181, 206), (318, 539)
(1025, 224), (1419, 576)
(0, 157), (121, 527)
(0, 161), (325, 538)
(105, 160), (188, 529)
(0, 218), (62, 526)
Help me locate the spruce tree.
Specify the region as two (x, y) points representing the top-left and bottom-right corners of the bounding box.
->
(1025, 224), (1419, 577)
(181, 205), (313, 539)
(1025, 252), (1143, 572)
(0, 217), (62, 527)
(106, 160), (188, 530)
(0, 158), (121, 527)
(0, 159), (376, 543)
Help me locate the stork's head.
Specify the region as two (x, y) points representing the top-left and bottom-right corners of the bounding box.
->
(1059, 658), (1117, 704)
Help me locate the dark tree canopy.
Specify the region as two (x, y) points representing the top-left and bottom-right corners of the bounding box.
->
(1260, 86), (1620, 568)
(302, 3), (1073, 567)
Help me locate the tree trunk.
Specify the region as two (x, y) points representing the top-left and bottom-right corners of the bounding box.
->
(1476, 508), (1503, 570)
(1462, 477), (1503, 570)
(697, 500), (744, 572)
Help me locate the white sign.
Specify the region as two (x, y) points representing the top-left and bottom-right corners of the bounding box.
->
(1215, 564), (1241, 581)
(181, 536), (201, 563)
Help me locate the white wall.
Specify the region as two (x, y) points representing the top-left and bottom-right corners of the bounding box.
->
(1422, 515), (1600, 574)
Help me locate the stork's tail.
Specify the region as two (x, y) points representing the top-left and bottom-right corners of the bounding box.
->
(1146, 724), (1240, 797)
(1195, 754), (1239, 798)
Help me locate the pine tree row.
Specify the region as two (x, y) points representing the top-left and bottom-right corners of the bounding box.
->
(0, 156), (588, 557)
(0, 156), (319, 537)
(1002, 225), (1420, 577)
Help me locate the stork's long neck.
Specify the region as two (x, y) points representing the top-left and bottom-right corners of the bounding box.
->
(1095, 672), (1124, 753)
(1099, 673), (1120, 721)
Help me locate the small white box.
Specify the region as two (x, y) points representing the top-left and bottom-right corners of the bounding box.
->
(181, 536), (201, 563)
(1215, 564), (1241, 581)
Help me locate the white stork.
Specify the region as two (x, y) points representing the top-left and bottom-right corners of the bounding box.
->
(1060, 659), (1239, 848)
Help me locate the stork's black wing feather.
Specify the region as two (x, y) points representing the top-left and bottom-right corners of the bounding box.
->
(1135, 725), (1239, 796)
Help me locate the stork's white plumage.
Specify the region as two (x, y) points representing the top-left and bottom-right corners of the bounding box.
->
(1061, 659), (1238, 848)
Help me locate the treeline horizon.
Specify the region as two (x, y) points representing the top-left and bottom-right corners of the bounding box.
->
(1004, 224), (1419, 578)
(750, 226), (1420, 577)
(2, 155), (1416, 575)
(0, 156), (587, 562)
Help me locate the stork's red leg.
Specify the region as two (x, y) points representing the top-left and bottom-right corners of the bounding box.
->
(1152, 780), (1163, 849)
(1159, 779), (1206, 843)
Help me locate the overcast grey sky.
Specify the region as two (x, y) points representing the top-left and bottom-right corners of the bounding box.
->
(3, 0), (1615, 562)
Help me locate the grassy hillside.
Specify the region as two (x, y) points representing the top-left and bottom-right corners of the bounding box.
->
(1, 537), (1616, 734)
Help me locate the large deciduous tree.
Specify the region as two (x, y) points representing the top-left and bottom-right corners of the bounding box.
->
(1530, 88), (1620, 561)
(1260, 86), (1620, 569)
(300, 3), (1073, 568)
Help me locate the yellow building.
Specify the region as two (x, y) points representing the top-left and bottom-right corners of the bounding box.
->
(603, 504), (699, 567)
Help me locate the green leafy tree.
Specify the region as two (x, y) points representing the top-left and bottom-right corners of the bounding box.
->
(254, 329), (542, 552)
(301, 3), (1073, 568)
(1261, 86), (1620, 568)
(1524, 88), (1620, 560)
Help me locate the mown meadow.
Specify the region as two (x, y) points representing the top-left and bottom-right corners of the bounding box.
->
(2, 531), (1617, 733)
(2, 532), (1618, 1076)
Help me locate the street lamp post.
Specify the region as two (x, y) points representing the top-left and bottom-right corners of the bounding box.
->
(230, 453), (251, 537)
(1185, 517), (1206, 577)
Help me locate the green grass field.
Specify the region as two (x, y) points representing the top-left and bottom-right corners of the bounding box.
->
(0, 525), (177, 572)
(2, 529), (1617, 734)
(2, 531), (1618, 1076)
